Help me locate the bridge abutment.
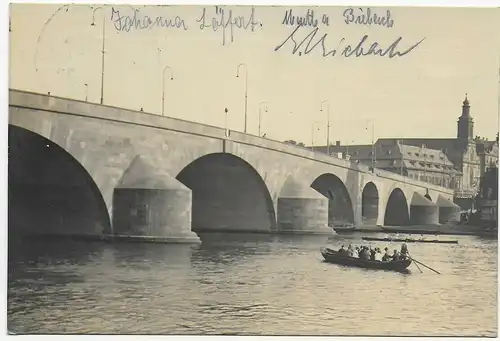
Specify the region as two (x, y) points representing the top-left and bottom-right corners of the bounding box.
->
(112, 156), (201, 243)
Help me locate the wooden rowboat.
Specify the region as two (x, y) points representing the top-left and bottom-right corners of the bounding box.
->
(361, 237), (458, 244)
(332, 224), (356, 233)
(320, 248), (412, 272)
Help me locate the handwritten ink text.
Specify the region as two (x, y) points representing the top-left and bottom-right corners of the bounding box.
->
(111, 7), (188, 32)
(274, 26), (425, 59)
(343, 7), (394, 28)
(196, 6), (261, 46)
(282, 9), (320, 28)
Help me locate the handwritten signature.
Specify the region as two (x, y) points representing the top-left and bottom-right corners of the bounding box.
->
(196, 6), (262, 46)
(343, 7), (394, 28)
(282, 9), (319, 28)
(274, 26), (425, 59)
(110, 7), (188, 32)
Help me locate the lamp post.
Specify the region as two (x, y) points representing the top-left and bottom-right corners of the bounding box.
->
(236, 63), (248, 133)
(497, 54), (500, 129)
(399, 139), (405, 176)
(320, 100), (330, 155)
(91, 6), (106, 105)
(162, 66), (174, 116)
(84, 83), (88, 101)
(224, 107), (229, 130)
(258, 101), (268, 137)
(311, 121), (322, 152)
(366, 120), (375, 172)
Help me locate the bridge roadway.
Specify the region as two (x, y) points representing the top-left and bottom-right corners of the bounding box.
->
(8, 89), (460, 243)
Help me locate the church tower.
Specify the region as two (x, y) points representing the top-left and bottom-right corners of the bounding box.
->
(457, 94), (474, 142)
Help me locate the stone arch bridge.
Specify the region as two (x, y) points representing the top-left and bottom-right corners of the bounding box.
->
(8, 90), (459, 243)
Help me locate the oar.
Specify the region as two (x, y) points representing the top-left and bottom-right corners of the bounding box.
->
(408, 256), (441, 274)
(407, 251), (423, 273)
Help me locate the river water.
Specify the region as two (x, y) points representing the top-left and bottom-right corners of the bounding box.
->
(7, 232), (498, 336)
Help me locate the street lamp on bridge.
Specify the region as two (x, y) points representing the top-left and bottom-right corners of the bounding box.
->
(162, 66), (174, 116)
(366, 119), (376, 172)
(258, 101), (268, 137)
(236, 63), (249, 133)
(311, 121), (322, 152)
(91, 6), (106, 105)
(320, 100), (331, 155)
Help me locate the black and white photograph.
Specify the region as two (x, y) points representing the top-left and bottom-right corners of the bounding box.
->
(6, 0), (499, 337)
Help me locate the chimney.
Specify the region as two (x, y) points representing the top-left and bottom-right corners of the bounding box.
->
(336, 141), (340, 146)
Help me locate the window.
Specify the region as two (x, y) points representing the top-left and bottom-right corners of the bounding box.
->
(135, 205), (149, 225)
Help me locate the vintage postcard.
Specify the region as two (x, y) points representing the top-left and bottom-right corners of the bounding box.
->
(6, 0), (499, 337)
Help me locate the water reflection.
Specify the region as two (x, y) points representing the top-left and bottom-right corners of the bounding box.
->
(7, 231), (498, 336)
(110, 241), (196, 269)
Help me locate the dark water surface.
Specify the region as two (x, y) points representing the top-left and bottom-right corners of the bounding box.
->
(7, 232), (498, 336)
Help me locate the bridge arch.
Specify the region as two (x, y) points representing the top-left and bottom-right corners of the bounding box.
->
(176, 152), (276, 232)
(310, 173), (354, 226)
(362, 181), (379, 225)
(384, 187), (410, 226)
(8, 125), (110, 236)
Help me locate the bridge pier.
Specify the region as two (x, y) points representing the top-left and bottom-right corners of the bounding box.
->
(277, 179), (331, 235)
(111, 156), (201, 243)
(436, 195), (461, 223)
(410, 193), (439, 225)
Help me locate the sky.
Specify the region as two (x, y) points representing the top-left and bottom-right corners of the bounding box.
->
(8, 2), (500, 146)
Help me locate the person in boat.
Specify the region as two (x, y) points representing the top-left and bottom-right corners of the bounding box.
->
(382, 247), (391, 262)
(353, 246), (360, 258)
(374, 248), (383, 261)
(391, 250), (400, 261)
(338, 245), (346, 253)
(360, 247), (370, 260)
(347, 244), (354, 256)
(369, 247), (376, 261)
(399, 243), (409, 260)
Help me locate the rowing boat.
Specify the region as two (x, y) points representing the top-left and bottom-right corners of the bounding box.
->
(332, 224), (356, 233)
(361, 237), (458, 244)
(320, 247), (412, 272)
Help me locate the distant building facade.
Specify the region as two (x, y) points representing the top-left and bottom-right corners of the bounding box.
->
(313, 96), (499, 210)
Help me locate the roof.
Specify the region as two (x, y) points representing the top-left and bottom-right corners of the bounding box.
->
(318, 140), (461, 173)
(378, 138), (461, 155)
